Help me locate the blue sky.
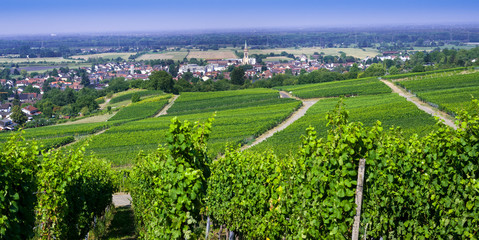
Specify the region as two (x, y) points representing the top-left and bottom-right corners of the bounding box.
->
(1, 0), (478, 35)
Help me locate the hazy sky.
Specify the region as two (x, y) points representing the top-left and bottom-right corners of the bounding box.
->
(1, 0), (478, 35)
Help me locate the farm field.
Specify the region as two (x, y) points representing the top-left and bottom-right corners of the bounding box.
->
(0, 121), (117, 151)
(275, 77), (391, 98)
(83, 89), (301, 166)
(396, 71), (479, 115)
(108, 89), (163, 105)
(108, 95), (171, 121)
(263, 56), (294, 62)
(59, 112), (116, 125)
(136, 51), (188, 61)
(136, 47), (379, 61)
(168, 88), (284, 115)
(249, 47), (379, 59)
(70, 52), (135, 60)
(251, 93), (439, 156)
(0, 57), (81, 64)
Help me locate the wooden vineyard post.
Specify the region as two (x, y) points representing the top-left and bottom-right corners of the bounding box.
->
(352, 158), (366, 240)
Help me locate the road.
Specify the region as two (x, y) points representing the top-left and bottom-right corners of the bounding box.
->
(241, 91), (319, 150)
(155, 95), (179, 117)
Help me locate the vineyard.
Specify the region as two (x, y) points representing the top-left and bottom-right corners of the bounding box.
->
(382, 67), (468, 80)
(167, 88), (283, 115)
(275, 77), (391, 98)
(251, 93), (439, 156)
(81, 89), (301, 166)
(108, 89), (163, 104)
(0, 121), (116, 151)
(396, 71), (479, 115)
(4, 68), (479, 239)
(108, 94), (171, 121)
(129, 100), (479, 239)
(0, 133), (116, 240)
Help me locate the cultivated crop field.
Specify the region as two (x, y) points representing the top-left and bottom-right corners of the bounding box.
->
(249, 47), (379, 59)
(136, 52), (188, 61)
(168, 88), (285, 115)
(251, 93), (439, 156)
(108, 89), (163, 104)
(187, 50), (237, 59)
(83, 89), (301, 166)
(0, 121), (117, 151)
(108, 95), (171, 121)
(70, 52), (135, 60)
(396, 72), (479, 115)
(263, 56), (294, 62)
(275, 77), (391, 98)
(0, 57), (81, 64)
(136, 47), (378, 61)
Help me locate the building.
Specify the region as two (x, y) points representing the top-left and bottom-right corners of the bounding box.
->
(242, 41), (256, 65)
(243, 41), (249, 65)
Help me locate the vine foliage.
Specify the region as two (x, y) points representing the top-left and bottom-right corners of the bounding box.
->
(130, 115), (214, 239)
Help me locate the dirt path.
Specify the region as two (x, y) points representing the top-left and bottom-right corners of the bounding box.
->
(241, 92), (319, 150)
(99, 96), (112, 110)
(380, 79), (457, 129)
(155, 95), (179, 117)
(58, 128), (109, 149)
(112, 192), (132, 207)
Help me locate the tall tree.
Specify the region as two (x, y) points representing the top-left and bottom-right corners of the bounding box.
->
(149, 71), (175, 93)
(231, 66), (245, 85)
(11, 105), (28, 126)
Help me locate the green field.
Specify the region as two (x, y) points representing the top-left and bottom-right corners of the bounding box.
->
(136, 47), (379, 61)
(396, 72), (479, 115)
(0, 57), (81, 64)
(168, 88), (284, 115)
(249, 47), (379, 59)
(82, 89), (301, 166)
(108, 89), (163, 104)
(70, 52), (135, 60)
(251, 93), (439, 156)
(108, 95), (171, 121)
(0, 121), (117, 151)
(275, 77), (391, 98)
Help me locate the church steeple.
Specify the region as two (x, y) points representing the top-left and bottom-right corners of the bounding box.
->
(242, 40), (249, 65)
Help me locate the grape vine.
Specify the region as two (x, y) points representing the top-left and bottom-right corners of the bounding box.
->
(130, 115), (214, 239)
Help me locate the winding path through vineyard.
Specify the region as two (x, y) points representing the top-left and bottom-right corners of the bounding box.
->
(241, 91), (319, 150)
(155, 95), (179, 117)
(380, 79), (457, 129)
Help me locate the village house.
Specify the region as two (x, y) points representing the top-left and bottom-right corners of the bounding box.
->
(22, 105), (39, 116)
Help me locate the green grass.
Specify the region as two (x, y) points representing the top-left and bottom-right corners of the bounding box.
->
(275, 77), (391, 98)
(250, 93), (439, 156)
(97, 206), (136, 240)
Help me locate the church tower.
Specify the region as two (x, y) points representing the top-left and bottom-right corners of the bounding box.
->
(242, 40), (249, 65)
